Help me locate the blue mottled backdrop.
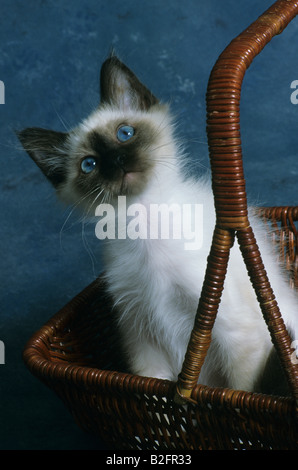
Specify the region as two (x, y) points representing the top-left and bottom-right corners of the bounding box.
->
(0, 0), (297, 449)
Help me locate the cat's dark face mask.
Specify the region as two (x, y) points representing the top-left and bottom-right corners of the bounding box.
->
(17, 55), (168, 206)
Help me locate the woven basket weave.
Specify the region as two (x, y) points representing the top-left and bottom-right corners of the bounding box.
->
(23, 0), (298, 450)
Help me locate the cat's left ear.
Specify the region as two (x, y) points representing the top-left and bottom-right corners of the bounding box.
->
(100, 55), (159, 111)
(17, 128), (68, 187)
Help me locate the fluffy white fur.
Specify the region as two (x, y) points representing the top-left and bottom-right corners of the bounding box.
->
(19, 57), (298, 394)
(76, 104), (298, 392)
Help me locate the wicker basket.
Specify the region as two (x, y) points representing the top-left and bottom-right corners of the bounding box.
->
(23, 0), (298, 450)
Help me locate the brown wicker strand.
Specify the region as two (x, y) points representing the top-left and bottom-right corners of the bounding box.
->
(22, 203), (298, 448)
(175, 227), (235, 401)
(176, 0), (298, 403)
(237, 227), (298, 399)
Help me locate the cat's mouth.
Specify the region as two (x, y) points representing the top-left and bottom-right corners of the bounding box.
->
(118, 169), (145, 195)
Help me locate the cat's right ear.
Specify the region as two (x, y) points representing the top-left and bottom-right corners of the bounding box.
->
(100, 55), (159, 111)
(17, 128), (68, 187)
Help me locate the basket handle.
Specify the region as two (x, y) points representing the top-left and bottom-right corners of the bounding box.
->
(175, 0), (298, 405)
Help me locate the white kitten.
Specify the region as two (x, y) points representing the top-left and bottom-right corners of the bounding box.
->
(18, 55), (298, 394)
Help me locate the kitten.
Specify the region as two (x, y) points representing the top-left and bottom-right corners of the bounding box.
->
(18, 55), (298, 394)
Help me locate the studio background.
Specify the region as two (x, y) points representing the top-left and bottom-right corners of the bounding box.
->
(0, 0), (297, 450)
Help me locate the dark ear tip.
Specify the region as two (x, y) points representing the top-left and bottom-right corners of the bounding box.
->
(101, 53), (123, 72)
(15, 128), (25, 140)
(15, 129), (29, 147)
(15, 128), (40, 148)
(108, 47), (117, 60)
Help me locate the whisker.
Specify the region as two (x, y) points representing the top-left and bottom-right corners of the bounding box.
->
(59, 185), (108, 276)
(51, 102), (72, 132)
(81, 219), (97, 277)
(59, 186), (102, 247)
(82, 187), (105, 221)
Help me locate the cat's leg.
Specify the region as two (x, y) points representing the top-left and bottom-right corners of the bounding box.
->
(123, 335), (176, 381)
(219, 340), (272, 392)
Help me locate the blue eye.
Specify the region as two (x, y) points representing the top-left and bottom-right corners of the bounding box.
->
(81, 156), (97, 174)
(117, 125), (135, 143)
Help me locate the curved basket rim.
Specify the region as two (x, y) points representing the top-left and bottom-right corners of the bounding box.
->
(23, 204), (298, 413)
